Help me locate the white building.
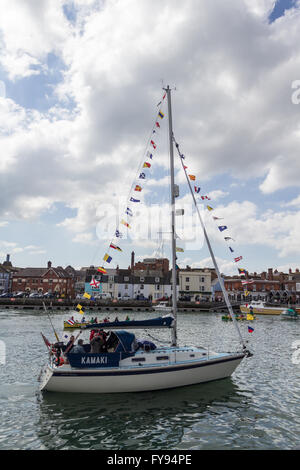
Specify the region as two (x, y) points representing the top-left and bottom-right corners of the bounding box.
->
(179, 268), (212, 301)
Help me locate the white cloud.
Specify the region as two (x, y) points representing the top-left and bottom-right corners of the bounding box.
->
(0, 0), (300, 268)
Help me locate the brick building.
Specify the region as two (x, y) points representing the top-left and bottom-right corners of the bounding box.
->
(12, 261), (75, 298)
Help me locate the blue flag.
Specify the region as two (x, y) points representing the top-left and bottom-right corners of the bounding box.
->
(218, 226), (227, 232)
(126, 208), (133, 217)
(130, 197), (140, 203)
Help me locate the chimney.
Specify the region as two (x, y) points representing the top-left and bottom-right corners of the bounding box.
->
(289, 268), (292, 274)
(296, 269), (299, 273)
(47, 261), (52, 269)
(261, 272), (266, 280)
(268, 268), (273, 280)
(131, 251), (135, 270)
(6, 254), (10, 263)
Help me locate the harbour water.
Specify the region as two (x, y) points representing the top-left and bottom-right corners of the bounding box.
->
(0, 309), (299, 450)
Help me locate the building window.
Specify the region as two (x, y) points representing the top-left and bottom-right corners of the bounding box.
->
(125, 284), (128, 290)
(156, 285), (160, 290)
(140, 277), (144, 282)
(140, 284), (144, 290)
(186, 286), (190, 291)
(185, 277), (189, 282)
(124, 276), (129, 282)
(109, 275), (114, 282)
(155, 277), (160, 283)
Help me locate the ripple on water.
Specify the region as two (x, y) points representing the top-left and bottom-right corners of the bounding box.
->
(0, 310), (300, 449)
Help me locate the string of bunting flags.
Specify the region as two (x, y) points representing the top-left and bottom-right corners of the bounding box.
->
(79, 92), (168, 307)
(172, 134), (251, 298)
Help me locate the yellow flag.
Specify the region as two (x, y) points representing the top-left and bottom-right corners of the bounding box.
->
(76, 304), (82, 310)
(79, 309), (84, 315)
(83, 292), (91, 299)
(207, 205), (213, 211)
(247, 314), (254, 321)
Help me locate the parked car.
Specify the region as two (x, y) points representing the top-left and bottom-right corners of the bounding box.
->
(179, 295), (191, 301)
(43, 292), (55, 298)
(94, 293), (112, 300)
(0, 292), (11, 298)
(15, 291), (26, 298)
(135, 294), (147, 300)
(29, 293), (39, 298)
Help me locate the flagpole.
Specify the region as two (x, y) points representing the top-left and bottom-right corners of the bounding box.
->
(43, 302), (60, 343)
(166, 85), (178, 347)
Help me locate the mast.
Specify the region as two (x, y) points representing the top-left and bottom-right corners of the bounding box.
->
(166, 85), (178, 347)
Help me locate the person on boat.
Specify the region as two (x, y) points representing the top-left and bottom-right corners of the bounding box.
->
(125, 315), (130, 321)
(70, 339), (85, 354)
(65, 335), (75, 352)
(114, 316), (119, 322)
(90, 331), (106, 353)
(89, 329), (97, 341)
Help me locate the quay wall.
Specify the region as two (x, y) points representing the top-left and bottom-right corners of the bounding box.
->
(0, 298), (241, 313)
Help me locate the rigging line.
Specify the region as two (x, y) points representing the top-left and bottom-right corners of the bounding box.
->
(91, 92), (168, 269)
(88, 92), (167, 269)
(173, 135), (248, 351)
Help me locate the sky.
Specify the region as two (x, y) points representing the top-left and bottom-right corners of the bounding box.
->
(1, 0), (300, 276)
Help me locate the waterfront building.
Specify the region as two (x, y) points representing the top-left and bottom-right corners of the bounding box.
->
(212, 267), (299, 303)
(65, 265), (86, 295)
(179, 267), (213, 301)
(84, 267), (118, 299)
(0, 255), (18, 293)
(12, 261), (75, 297)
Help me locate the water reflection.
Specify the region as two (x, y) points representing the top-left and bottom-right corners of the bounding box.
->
(37, 379), (244, 450)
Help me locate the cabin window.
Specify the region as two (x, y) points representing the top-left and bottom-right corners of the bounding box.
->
(156, 356), (169, 360)
(132, 357), (146, 362)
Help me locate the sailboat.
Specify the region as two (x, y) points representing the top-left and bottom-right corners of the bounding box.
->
(39, 86), (251, 393)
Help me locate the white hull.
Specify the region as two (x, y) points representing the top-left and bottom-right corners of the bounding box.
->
(39, 353), (245, 394)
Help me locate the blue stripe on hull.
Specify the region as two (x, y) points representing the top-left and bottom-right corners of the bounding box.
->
(53, 354), (245, 377)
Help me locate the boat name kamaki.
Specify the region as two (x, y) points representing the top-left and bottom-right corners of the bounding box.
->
(81, 355), (108, 365)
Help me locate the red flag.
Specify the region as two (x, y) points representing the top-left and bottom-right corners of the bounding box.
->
(41, 332), (51, 349)
(150, 140), (156, 149)
(155, 122), (160, 128)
